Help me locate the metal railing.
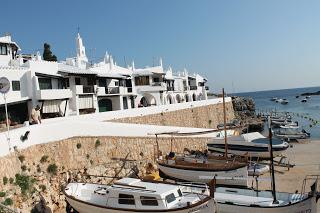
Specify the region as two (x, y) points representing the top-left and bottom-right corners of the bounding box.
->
(105, 87), (120, 94)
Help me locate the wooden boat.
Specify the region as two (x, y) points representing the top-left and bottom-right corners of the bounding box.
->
(64, 178), (217, 213)
(157, 153), (248, 186)
(207, 132), (289, 159)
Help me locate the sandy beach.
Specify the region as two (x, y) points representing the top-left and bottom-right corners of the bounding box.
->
(259, 139), (320, 208)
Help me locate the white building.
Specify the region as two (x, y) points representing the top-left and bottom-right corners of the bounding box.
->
(0, 33), (209, 126)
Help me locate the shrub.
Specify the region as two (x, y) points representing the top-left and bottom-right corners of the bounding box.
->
(86, 154), (90, 159)
(37, 165), (41, 173)
(90, 160), (94, 165)
(0, 191), (5, 197)
(40, 155), (49, 163)
(2, 198), (13, 206)
(76, 143), (81, 149)
(47, 164), (57, 175)
(9, 178), (14, 184)
(15, 174), (35, 195)
(95, 139), (101, 148)
(21, 165), (27, 171)
(39, 185), (46, 192)
(18, 155), (25, 163)
(3, 177), (8, 185)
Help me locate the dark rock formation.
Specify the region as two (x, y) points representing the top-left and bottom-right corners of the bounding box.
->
(301, 90), (320, 96)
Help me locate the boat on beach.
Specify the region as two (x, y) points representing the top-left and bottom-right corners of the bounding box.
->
(273, 128), (310, 141)
(64, 178), (217, 213)
(207, 132), (289, 159)
(157, 153), (248, 186)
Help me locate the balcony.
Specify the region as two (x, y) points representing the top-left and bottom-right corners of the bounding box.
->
(36, 89), (72, 100)
(106, 87), (120, 94)
(167, 86), (174, 91)
(190, 86), (198, 90)
(75, 85), (95, 94)
(136, 82), (166, 92)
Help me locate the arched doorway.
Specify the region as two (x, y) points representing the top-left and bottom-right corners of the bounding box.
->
(167, 95), (173, 104)
(185, 94), (189, 102)
(176, 94), (182, 103)
(140, 97), (148, 107)
(139, 93), (156, 107)
(98, 99), (112, 112)
(192, 93), (196, 101)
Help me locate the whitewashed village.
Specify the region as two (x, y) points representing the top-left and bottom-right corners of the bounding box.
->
(0, 32), (319, 213)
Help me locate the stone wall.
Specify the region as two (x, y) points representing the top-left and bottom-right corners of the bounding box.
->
(112, 101), (235, 128)
(0, 136), (211, 212)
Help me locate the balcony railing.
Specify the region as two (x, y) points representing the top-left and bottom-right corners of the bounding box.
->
(190, 86), (198, 90)
(205, 86), (209, 90)
(152, 82), (165, 87)
(105, 87), (120, 94)
(83, 86), (94, 93)
(167, 86), (174, 91)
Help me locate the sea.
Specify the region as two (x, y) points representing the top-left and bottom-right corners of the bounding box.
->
(233, 86), (320, 139)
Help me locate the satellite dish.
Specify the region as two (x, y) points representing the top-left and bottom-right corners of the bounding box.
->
(0, 77), (10, 94)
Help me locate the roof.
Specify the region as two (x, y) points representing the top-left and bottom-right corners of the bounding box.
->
(113, 178), (179, 195)
(0, 35), (20, 50)
(97, 72), (126, 79)
(58, 64), (97, 75)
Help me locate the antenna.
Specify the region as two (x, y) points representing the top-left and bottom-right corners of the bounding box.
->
(123, 56), (127, 67)
(77, 26), (80, 34)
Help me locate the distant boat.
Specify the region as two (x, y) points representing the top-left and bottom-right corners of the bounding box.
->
(275, 98), (282, 103)
(301, 99), (307, 103)
(296, 95), (299, 98)
(280, 99), (289, 105)
(270, 97), (277, 101)
(306, 96), (311, 99)
(64, 178), (217, 213)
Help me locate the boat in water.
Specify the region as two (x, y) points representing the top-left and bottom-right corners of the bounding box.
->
(207, 132), (289, 159)
(64, 178), (217, 213)
(302, 98), (307, 103)
(270, 97), (277, 101)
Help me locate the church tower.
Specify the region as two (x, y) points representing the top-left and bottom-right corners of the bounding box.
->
(75, 33), (88, 68)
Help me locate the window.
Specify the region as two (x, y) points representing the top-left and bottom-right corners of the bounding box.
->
(58, 78), (65, 89)
(38, 78), (52, 90)
(125, 79), (132, 87)
(75, 78), (81, 85)
(64, 78), (70, 88)
(140, 196), (158, 206)
(118, 194), (135, 205)
(115, 81), (119, 86)
(153, 77), (160, 83)
(12, 81), (20, 91)
(0, 44), (7, 55)
(198, 82), (204, 86)
(98, 79), (107, 87)
(165, 193), (176, 204)
(135, 76), (150, 86)
(177, 189), (182, 197)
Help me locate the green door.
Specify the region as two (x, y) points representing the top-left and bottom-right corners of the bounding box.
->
(98, 99), (112, 112)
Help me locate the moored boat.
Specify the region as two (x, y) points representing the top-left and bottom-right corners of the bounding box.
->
(274, 128), (310, 141)
(207, 132), (289, 159)
(64, 178), (217, 213)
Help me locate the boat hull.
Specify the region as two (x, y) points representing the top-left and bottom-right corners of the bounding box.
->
(66, 196), (216, 213)
(158, 163), (248, 187)
(216, 196), (317, 213)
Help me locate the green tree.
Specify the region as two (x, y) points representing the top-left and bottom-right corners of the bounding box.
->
(43, 43), (57, 61)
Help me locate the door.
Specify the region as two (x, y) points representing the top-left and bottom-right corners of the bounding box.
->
(98, 99), (112, 112)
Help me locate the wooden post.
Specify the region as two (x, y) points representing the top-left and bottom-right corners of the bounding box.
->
(222, 88), (228, 159)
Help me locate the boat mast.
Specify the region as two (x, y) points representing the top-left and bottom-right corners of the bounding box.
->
(268, 116), (278, 204)
(222, 88), (228, 159)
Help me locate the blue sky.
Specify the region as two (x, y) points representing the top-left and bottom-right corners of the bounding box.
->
(1, 0), (320, 92)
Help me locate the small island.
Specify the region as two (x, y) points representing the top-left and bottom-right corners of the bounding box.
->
(301, 90), (320, 96)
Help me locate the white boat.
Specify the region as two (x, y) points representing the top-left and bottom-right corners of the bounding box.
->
(280, 99), (289, 105)
(64, 178), (216, 213)
(274, 128), (310, 141)
(157, 154), (248, 187)
(279, 122), (299, 129)
(247, 163), (269, 176)
(207, 132), (289, 159)
(270, 97), (277, 101)
(215, 177), (319, 213)
(302, 99), (307, 102)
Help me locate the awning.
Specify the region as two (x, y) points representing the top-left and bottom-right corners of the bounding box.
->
(97, 73), (126, 79)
